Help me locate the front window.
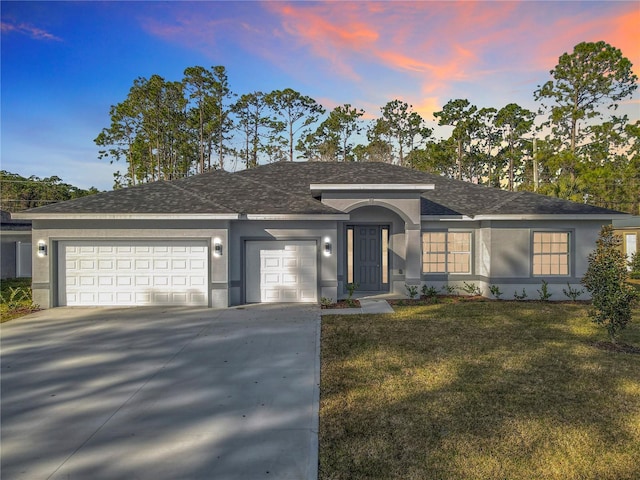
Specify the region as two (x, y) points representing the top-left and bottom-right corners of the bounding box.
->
(532, 232), (569, 276)
(422, 231), (471, 274)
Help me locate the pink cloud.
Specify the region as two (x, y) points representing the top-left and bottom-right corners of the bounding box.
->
(138, 1), (639, 118)
(1, 21), (61, 41)
(508, 4), (640, 77)
(263, 1), (527, 98)
(268, 2), (380, 81)
(140, 14), (231, 54)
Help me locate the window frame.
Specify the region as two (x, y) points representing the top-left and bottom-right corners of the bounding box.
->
(422, 230), (473, 275)
(531, 230), (571, 277)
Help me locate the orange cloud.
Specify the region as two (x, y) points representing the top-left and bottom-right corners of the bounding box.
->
(604, 9), (640, 77)
(414, 97), (442, 122)
(267, 2), (380, 80)
(530, 4), (640, 77)
(264, 2), (535, 88)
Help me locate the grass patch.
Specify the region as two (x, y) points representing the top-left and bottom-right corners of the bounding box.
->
(320, 302), (640, 480)
(1, 278), (38, 322)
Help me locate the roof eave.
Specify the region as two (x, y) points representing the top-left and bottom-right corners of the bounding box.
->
(13, 213), (241, 220)
(244, 213), (350, 221)
(421, 213), (630, 221)
(311, 183), (435, 194)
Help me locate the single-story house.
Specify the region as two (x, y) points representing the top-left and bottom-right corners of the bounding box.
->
(14, 161), (629, 308)
(1, 210), (32, 279)
(613, 216), (639, 268)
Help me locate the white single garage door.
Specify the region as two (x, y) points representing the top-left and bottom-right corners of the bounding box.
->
(59, 241), (209, 306)
(246, 241), (317, 303)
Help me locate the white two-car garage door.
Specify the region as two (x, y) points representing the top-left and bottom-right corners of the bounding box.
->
(59, 241), (209, 306)
(246, 241), (317, 303)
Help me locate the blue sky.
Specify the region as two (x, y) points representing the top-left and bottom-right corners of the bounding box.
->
(2, 1), (638, 190)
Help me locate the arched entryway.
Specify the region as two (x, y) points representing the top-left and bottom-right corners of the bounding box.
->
(341, 204), (409, 295)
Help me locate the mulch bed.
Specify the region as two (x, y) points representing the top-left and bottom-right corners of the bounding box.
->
(388, 295), (487, 306)
(591, 341), (640, 355)
(321, 299), (361, 309)
(387, 296), (591, 306)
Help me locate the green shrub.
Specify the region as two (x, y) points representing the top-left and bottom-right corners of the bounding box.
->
(346, 282), (359, 299)
(537, 280), (552, 301)
(461, 282), (481, 296)
(0, 286), (33, 309)
(582, 225), (637, 343)
(441, 284), (457, 296)
(405, 284), (419, 299)
(514, 288), (528, 301)
(320, 297), (333, 308)
(489, 284), (503, 299)
(629, 252), (640, 276)
(345, 282), (360, 307)
(421, 284), (438, 299)
(562, 283), (584, 301)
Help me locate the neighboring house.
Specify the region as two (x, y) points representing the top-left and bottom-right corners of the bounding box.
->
(613, 216), (639, 269)
(0, 210), (32, 279)
(14, 162), (629, 308)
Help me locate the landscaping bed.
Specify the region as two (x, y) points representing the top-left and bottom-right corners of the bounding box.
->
(321, 299), (361, 309)
(320, 302), (640, 480)
(1, 278), (39, 322)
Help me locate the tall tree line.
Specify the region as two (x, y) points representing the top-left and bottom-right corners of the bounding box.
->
(0, 171), (99, 212)
(95, 41), (638, 214)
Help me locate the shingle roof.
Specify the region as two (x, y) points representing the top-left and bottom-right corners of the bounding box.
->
(1, 210), (32, 230)
(22, 161), (623, 217)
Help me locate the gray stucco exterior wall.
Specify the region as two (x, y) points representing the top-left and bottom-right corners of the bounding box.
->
(227, 220), (338, 305)
(26, 213), (608, 308)
(29, 219), (229, 309)
(420, 219), (604, 299)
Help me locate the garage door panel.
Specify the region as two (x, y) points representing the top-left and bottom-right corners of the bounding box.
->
(263, 273), (281, 285)
(246, 240), (317, 303)
(60, 241), (208, 307)
(134, 291), (151, 303)
(116, 259), (132, 270)
(300, 289), (317, 302)
(283, 258), (298, 268)
(135, 259), (150, 269)
(191, 292), (206, 303)
(282, 273), (297, 284)
(280, 289), (298, 302)
(153, 276), (169, 286)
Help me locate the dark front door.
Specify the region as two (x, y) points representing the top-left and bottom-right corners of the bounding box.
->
(355, 226), (381, 291)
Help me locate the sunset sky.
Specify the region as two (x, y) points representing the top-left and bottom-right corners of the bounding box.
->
(2, 1), (639, 190)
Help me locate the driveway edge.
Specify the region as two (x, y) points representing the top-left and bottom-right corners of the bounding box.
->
(309, 311), (321, 480)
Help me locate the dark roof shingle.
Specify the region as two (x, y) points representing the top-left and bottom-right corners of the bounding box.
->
(21, 161), (623, 217)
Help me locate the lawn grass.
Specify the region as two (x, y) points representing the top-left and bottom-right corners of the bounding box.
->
(320, 301), (640, 480)
(0, 277), (38, 322)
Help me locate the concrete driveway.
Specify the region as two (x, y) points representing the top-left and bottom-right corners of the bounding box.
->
(1, 304), (320, 480)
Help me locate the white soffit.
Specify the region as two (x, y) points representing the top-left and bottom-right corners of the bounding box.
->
(245, 214), (350, 220)
(310, 183), (435, 194)
(421, 214), (631, 221)
(12, 213), (240, 220)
